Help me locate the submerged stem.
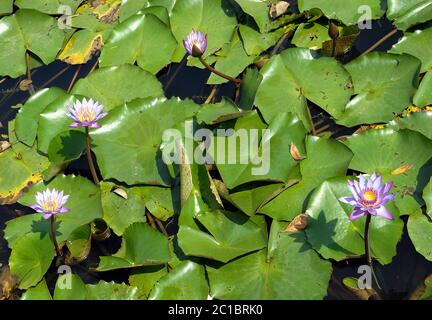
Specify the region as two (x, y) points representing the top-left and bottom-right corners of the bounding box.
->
(199, 56), (241, 85)
(50, 216), (62, 257)
(85, 127), (100, 186)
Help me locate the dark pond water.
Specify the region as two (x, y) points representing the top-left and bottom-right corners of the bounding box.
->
(1, 18), (431, 299)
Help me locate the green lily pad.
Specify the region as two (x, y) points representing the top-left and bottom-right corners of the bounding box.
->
(343, 128), (432, 215)
(6, 175), (103, 248)
(15, 88), (67, 147)
(424, 178), (432, 218)
(292, 22), (331, 50)
(259, 136), (353, 220)
(0, 0), (13, 14)
(71, 65), (164, 110)
(97, 222), (171, 271)
(148, 261), (209, 299)
(414, 72), (432, 106)
(9, 232), (54, 290)
(48, 130), (86, 165)
(54, 273), (87, 300)
(210, 112), (307, 189)
(408, 210), (432, 262)
(0, 142), (50, 205)
(196, 98), (250, 125)
(207, 30), (255, 85)
(337, 52), (420, 127)
(100, 182), (147, 236)
(177, 191), (267, 263)
(141, 186), (177, 221)
(15, 0), (84, 14)
(305, 177), (403, 264)
(86, 281), (139, 300)
(390, 27), (432, 73)
(58, 29), (107, 65)
(21, 279), (52, 300)
(90, 97), (199, 186)
(298, 0), (383, 25)
(230, 183), (285, 216)
(255, 48), (353, 126)
(37, 93), (82, 154)
(129, 265), (168, 299)
(239, 24), (289, 56)
(0, 9), (66, 78)
(99, 13), (177, 74)
(238, 67), (263, 111)
(387, 0), (432, 31)
(207, 221), (332, 299)
(389, 111), (432, 140)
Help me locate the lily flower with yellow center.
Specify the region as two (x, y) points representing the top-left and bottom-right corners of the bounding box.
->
(339, 173), (396, 221)
(66, 98), (107, 129)
(30, 188), (70, 220)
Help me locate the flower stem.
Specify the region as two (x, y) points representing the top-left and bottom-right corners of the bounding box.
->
(364, 214), (372, 265)
(50, 216), (62, 257)
(199, 56), (241, 85)
(85, 127), (100, 186)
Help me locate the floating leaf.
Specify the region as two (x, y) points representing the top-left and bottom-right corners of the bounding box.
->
(148, 261), (209, 300)
(9, 232), (54, 290)
(71, 65), (164, 110)
(48, 130), (86, 165)
(337, 53), (421, 127)
(0, 142), (49, 205)
(97, 222), (171, 271)
(90, 97), (199, 186)
(259, 136), (353, 220)
(207, 221), (332, 299)
(15, 88), (67, 147)
(58, 30), (105, 65)
(292, 22), (331, 50)
(0, 9), (65, 78)
(298, 0), (383, 25)
(387, 0), (432, 31)
(21, 279), (52, 300)
(99, 12), (177, 74)
(209, 112), (306, 189)
(390, 27), (432, 73)
(255, 48), (353, 127)
(424, 178), (432, 219)
(100, 182), (147, 236)
(389, 111), (432, 141)
(408, 210), (432, 262)
(178, 191), (267, 263)
(15, 0), (84, 14)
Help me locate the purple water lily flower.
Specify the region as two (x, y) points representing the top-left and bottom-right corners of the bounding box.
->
(183, 29), (208, 57)
(30, 188), (70, 220)
(66, 98), (107, 129)
(339, 173), (396, 221)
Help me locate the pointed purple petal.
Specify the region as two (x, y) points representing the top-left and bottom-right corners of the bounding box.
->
(349, 208), (366, 221)
(376, 206), (394, 220)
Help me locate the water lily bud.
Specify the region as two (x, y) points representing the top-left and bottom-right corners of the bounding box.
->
(183, 29), (208, 57)
(328, 21), (340, 40)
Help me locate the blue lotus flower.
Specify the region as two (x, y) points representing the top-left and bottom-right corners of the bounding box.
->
(339, 173), (396, 221)
(66, 98), (107, 129)
(183, 29), (207, 57)
(30, 188), (70, 220)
